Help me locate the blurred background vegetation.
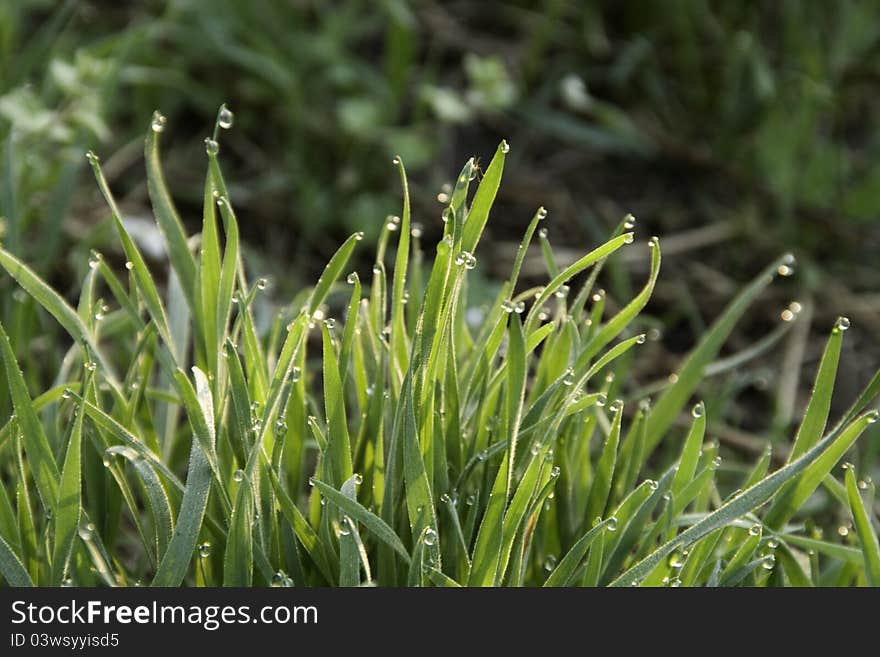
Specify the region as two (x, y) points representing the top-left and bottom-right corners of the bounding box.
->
(1, 0), (879, 468)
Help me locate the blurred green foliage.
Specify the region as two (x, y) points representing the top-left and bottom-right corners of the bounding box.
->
(1, 0), (880, 276)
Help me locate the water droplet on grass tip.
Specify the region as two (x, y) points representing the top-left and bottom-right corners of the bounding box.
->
(645, 479), (658, 491)
(61, 578), (74, 587)
(218, 105), (234, 129)
(749, 523), (761, 536)
(151, 111), (167, 133)
(537, 207), (548, 220)
(353, 473), (363, 485)
(609, 399), (623, 413)
(866, 410), (878, 423)
(88, 251), (102, 269)
(538, 228), (549, 240)
(501, 140), (510, 153)
(544, 556), (557, 572)
(424, 528), (438, 546)
(636, 333), (646, 344)
(324, 318), (336, 330)
(411, 223), (423, 238)
(563, 369), (575, 386)
(623, 215), (636, 230)
(233, 469), (245, 483)
(85, 361), (97, 372)
(623, 233), (634, 244)
(761, 554), (776, 570)
(767, 538), (780, 549)
(441, 207), (452, 223)
(392, 156), (400, 165)
(78, 522), (95, 541)
(62, 388), (72, 399)
(346, 272), (358, 284)
(85, 150), (99, 164)
(204, 138), (219, 155)
(256, 278), (268, 290)
(555, 284), (570, 299)
(838, 525), (849, 537)
(354, 231), (365, 241)
(596, 393), (607, 407)
(339, 517), (352, 536)
(386, 215), (400, 231)
(835, 317), (850, 331)
(692, 402), (704, 418)
(198, 542), (212, 558)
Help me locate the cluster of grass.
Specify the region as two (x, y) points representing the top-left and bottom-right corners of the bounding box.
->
(0, 108), (878, 587)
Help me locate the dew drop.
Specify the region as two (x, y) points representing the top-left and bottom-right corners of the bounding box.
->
(623, 215), (636, 230)
(198, 542), (212, 558)
(233, 469), (245, 483)
(218, 105), (234, 129)
(61, 578), (74, 587)
(256, 278), (268, 291)
(353, 473), (363, 485)
(866, 410), (878, 424)
(151, 111), (167, 133)
(392, 156), (400, 165)
(62, 387), (73, 400)
(88, 251), (102, 269)
(761, 553), (776, 570)
(550, 466), (561, 478)
(596, 393), (607, 407)
(85, 150), (99, 164)
(555, 284), (570, 299)
(204, 138), (219, 156)
(354, 231), (365, 241)
(668, 552), (684, 569)
(835, 316), (851, 331)
(609, 399), (623, 413)
(291, 366), (302, 383)
(777, 264), (793, 277)
(749, 523), (761, 536)
(838, 525), (850, 537)
(606, 516), (618, 532)
(411, 223), (424, 238)
(324, 318), (336, 330)
(424, 528), (438, 546)
(78, 521), (95, 541)
(691, 402), (704, 418)
(645, 479), (658, 492)
(500, 140), (510, 154)
(623, 232), (634, 244)
(712, 455), (722, 469)
(544, 555), (557, 572)
(767, 538), (780, 549)
(339, 517), (352, 537)
(636, 333), (646, 344)
(538, 228), (549, 239)
(537, 207), (548, 220)
(441, 207), (453, 223)
(386, 215), (401, 231)
(271, 571), (288, 587)
(562, 369), (575, 386)
(84, 361), (97, 372)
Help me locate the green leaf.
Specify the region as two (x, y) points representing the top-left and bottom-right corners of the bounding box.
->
(310, 478), (410, 564)
(145, 116), (198, 308)
(610, 411), (877, 586)
(0, 322), (59, 511)
(845, 467), (880, 585)
(152, 437), (212, 587)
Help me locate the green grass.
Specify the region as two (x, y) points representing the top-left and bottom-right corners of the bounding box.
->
(0, 108), (878, 587)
